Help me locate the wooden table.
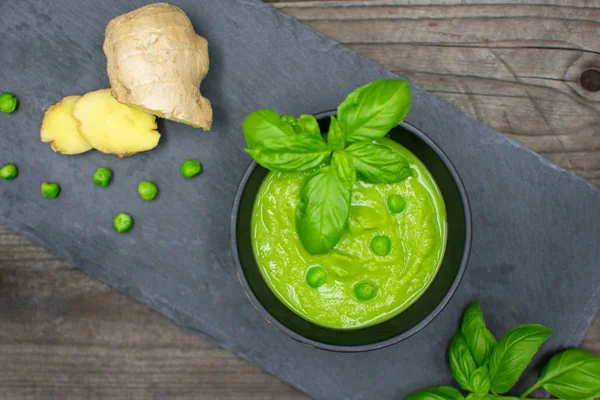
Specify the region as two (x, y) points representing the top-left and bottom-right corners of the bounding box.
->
(1, 1), (599, 398)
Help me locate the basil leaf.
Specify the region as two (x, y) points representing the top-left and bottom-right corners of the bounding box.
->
(295, 114), (321, 138)
(469, 365), (491, 395)
(405, 386), (465, 400)
(246, 134), (330, 172)
(345, 142), (412, 184)
(461, 300), (497, 367)
(488, 324), (552, 394)
(296, 151), (355, 255)
(243, 110), (321, 146)
(277, 114), (321, 138)
(331, 152), (356, 188)
(337, 79), (411, 143)
(243, 109), (295, 148)
(465, 394), (483, 400)
(243, 111), (330, 171)
(327, 116), (345, 151)
(536, 349), (600, 399)
(449, 331), (478, 391)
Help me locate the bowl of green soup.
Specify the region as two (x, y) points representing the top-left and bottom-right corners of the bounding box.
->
(232, 113), (471, 352)
(232, 80), (471, 351)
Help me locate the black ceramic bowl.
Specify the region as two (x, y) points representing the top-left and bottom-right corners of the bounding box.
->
(231, 111), (472, 352)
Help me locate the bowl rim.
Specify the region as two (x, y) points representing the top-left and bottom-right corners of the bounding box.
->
(231, 111), (472, 352)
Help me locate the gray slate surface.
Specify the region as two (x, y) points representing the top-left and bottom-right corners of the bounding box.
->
(1, 1), (599, 399)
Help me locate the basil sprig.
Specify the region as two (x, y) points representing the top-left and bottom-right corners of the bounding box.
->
(242, 79), (413, 255)
(407, 300), (600, 400)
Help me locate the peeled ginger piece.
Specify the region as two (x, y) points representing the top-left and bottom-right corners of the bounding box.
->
(41, 96), (93, 155)
(72, 89), (160, 157)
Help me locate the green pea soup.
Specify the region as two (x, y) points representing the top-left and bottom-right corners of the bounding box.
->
(251, 138), (447, 330)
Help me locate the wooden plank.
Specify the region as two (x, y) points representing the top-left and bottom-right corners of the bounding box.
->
(1, 1), (599, 399)
(270, 1), (600, 6)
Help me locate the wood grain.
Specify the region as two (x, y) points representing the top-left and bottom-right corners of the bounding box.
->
(1, 1), (599, 399)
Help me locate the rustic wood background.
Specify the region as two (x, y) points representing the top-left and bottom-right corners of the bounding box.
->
(1, 1), (599, 398)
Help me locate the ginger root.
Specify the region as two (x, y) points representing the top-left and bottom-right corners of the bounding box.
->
(72, 89), (160, 157)
(41, 96), (93, 155)
(103, 3), (212, 130)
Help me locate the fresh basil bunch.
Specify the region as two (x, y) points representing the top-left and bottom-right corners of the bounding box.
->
(406, 300), (600, 400)
(242, 79), (412, 255)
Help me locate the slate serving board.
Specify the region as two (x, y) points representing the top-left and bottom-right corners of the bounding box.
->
(1, 1), (599, 399)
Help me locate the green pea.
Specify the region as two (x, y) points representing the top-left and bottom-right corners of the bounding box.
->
(93, 168), (113, 187)
(0, 163), (18, 180)
(354, 281), (378, 302)
(113, 213), (133, 233)
(41, 182), (60, 199)
(387, 194), (407, 214)
(181, 159), (202, 178)
(370, 236), (391, 257)
(0, 92), (18, 114)
(305, 266), (328, 288)
(138, 181), (158, 201)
